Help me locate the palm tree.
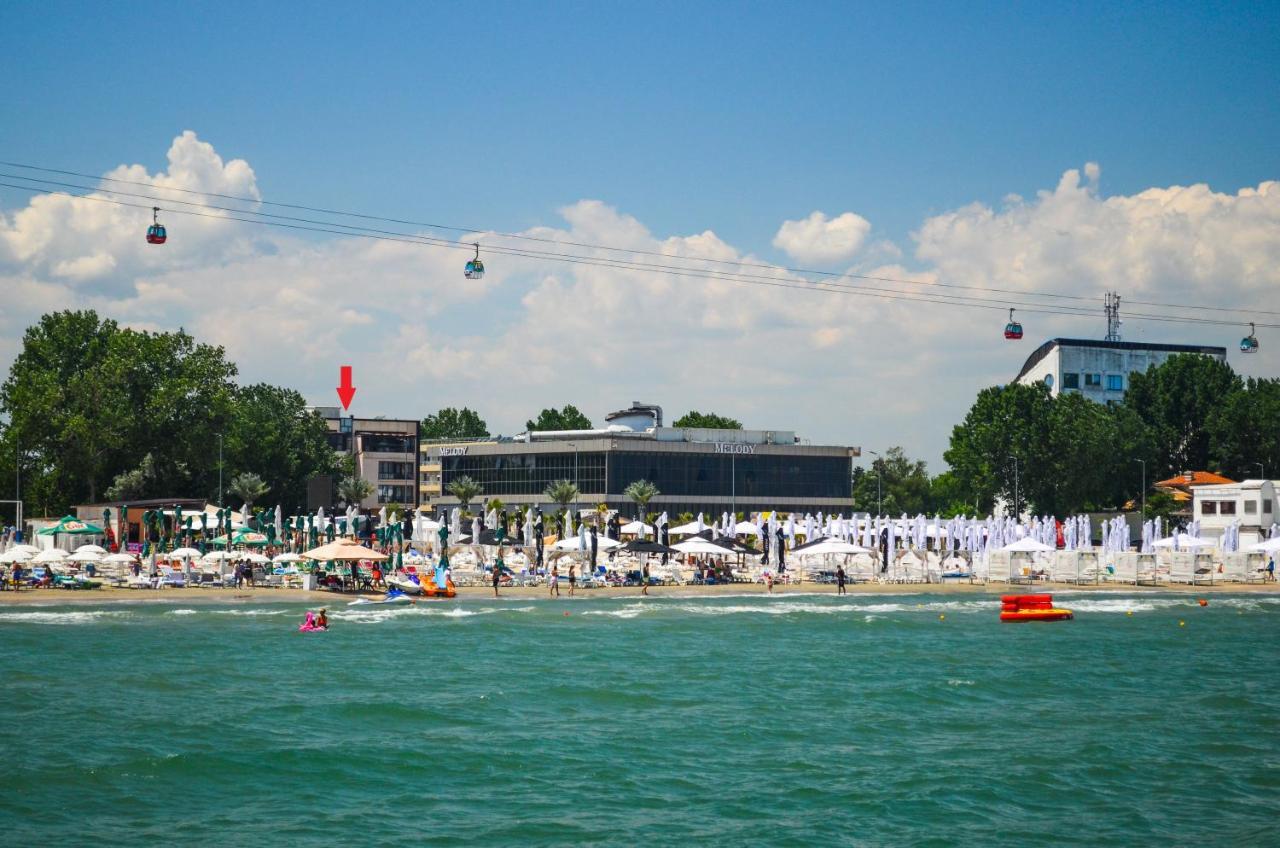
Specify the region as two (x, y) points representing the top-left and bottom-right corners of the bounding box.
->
(337, 475), (375, 507)
(544, 479), (580, 513)
(228, 472), (270, 517)
(448, 475), (483, 512)
(623, 479), (660, 519)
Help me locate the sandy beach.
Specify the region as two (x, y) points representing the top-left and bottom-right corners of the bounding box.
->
(2, 580), (1277, 606)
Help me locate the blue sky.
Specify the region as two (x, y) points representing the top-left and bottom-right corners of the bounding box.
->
(2, 1), (1278, 469)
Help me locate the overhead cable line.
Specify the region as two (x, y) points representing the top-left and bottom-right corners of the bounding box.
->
(0, 179), (1275, 331)
(7, 157), (1273, 317)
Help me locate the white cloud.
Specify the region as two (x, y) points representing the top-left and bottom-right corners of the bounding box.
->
(772, 210), (872, 264)
(1, 141), (1276, 470)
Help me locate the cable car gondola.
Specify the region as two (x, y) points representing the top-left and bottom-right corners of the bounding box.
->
(463, 242), (485, 280)
(1240, 323), (1259, 354)
(1003, 308), (1023, 340)
(145, 207), (167, 245)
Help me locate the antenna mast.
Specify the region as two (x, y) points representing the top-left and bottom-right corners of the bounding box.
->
(1104, 292), (1122, 342)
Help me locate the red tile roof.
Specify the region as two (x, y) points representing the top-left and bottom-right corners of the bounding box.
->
(1154, 471), (1236, 490)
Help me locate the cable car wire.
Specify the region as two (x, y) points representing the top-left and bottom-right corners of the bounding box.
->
(5, 157), (1275, 318)
(0, 179), (1276, 331)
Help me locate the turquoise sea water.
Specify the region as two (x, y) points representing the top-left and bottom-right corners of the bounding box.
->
(1, 592), (1278, 846)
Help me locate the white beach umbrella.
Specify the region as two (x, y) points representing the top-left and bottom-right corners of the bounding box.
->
(552, 535), (621, 552)
(33, 548), (69, 563)
(67, 549), (104, 562)
(621, 520), (653, 536)
(75, 544), (108, 555)
(1001, 536), (1054, 553)
(795, 538), (873, 557)
(243, 552), (271, 564)
(169, 547), (203, 560)
(734, 520), (762, 537)
(0, 548), (34, 563)
(104, 553), (137, 563)
(8, 544), (40, 554)
(202, 551), (238, 563)
(273, 552), (303, 563)
(667, 521), (702, 536)
(671, 538), (733, 556)
(1245, 536), (1280, 553)
(1152, 534), (1214, 550)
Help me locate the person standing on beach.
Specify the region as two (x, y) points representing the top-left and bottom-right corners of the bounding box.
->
(491, 561), (501, 597)
(568, 563), (576, 597)
(550, 564), (560, 597)
(641, 561), (650, 595)
(836, 564), (847, 595)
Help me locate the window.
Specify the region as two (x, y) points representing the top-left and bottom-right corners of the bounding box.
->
(378, 461), (413, 480)
(1220, 501), (1236, 515)
(1106, 374), (1124, 391)
(361, 434), (414, 453)
(1062, 373), (1080, 389)
(377, 484), (413, 504)
(1265, 500), (1273, 514)
(1044, 374), (1054, 389)
(1201, 501), (1216, 515)
(1245, 500), (1257, 514)
(1084, 373), (1102, 387)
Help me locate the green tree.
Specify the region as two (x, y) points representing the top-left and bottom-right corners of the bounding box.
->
(104, 453), (176, 502)
(544, 479), (580, 513)
(944, 383), (1055, 516)
(228, 472), (270, 515)
(447, 475), (483, 510)
(526, 405), (592, 432)
(1207, 377), (1280, 480)
(337, 475), (375, 507)
(421, 407), (489, 440)
(0, 310), (239, 508)
(673, 410), (743, 429)
(1125, 353), (1241, 477)
(623, 479), (660, 517)
(225, 384), (338, 510)
(851, 447), (934, 515)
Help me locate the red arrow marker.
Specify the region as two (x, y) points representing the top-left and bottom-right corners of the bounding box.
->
(337, 365), (356, 410)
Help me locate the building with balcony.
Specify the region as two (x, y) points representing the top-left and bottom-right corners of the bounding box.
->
(314, 408), (420, 509)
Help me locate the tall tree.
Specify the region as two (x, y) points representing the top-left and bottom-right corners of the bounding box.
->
(228, 472), (270, 516)
(851, 447), (934, 515)
(623, 479), (660, 518)
(447, 475), (483, 510)
(544, 479), (580, 513)
(673, 411), (743, 429)
(337, 475), (375, 507)
(944, 383), (1055, 516)
(421, 407), (489, 440)
(1207, 377), (1280, 479)
(526, 405), (592, 432)
(1125, 353), (1241, 477)
(225, 383), (338, 510)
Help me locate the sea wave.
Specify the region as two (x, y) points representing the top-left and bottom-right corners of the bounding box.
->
(579, 599), (988, 618)
(331, 605), (537, 624)
(0, 610), (130, 625)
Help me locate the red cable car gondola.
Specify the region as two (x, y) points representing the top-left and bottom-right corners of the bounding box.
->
(146, 206), (167, 245)
(1003, 308), (1023, 340)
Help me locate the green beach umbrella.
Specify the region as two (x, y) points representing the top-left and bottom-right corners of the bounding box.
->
(38, 515), (106, 536)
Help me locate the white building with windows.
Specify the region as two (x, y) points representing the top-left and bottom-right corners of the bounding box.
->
(1193, 480), (1278, 548)
(1014, 338), (1227, 402)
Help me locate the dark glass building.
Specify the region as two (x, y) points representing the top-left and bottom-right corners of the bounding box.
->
(422, 406), (858, 517)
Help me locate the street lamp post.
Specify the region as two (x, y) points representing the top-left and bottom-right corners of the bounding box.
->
(217, 434), (224, 508)
(1254, 462), (1265, 480)
(1134, 459), (1146, 518)
(867, 450), (882, 516)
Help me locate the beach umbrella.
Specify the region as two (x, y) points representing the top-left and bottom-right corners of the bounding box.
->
(273, 552), (303, 563)
(104, 553), (136, 564)
(243, 552), (271, 564)
(67, 549), (104, 562)
(0, 549), (34, 563)
(33, 548), (69, 563)
(202, 551), (238, 563)
(169, 547), (204, 560)
(1245, 536), (1280, 553)
(1000, 537), (1055, 552)
(301, 539), (389, 561)
(38, 516), (106, 536)
(622, 539), (679, 555)
(75, 544), (108, 555)
(551, 535), (622, 552)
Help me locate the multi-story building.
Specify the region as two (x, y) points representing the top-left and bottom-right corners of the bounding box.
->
(315, 408), (420, 509)
(420, 402), (858, 518)
(1015, 338), (1227, 402)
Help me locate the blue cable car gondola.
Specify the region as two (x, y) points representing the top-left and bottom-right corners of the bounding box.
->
(1004, 308), (1023, 340)
(146, 206), (167, 245)
(464, 242), (485, 280)
(1240, 323), (1259, 354)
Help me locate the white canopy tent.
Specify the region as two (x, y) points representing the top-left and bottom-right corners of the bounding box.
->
(1000, 537), (1055, 553)
(1152, 534), (1215, 550)
(1244, 536), (1280, 553)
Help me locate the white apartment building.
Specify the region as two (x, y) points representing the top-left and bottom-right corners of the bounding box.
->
(1015, 338), (1227, 401)
(1193, 480), (1278, 548)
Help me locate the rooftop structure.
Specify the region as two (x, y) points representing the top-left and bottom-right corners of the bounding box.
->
(314, 408), (420, 509)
